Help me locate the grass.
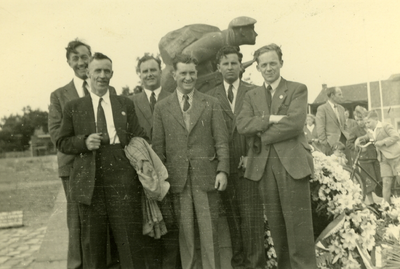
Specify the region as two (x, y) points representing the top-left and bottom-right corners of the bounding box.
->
(0, 155), (61, 228)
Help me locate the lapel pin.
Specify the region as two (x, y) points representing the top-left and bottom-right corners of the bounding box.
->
(121, 111), (126, 116)
(279, 95), (283, 99)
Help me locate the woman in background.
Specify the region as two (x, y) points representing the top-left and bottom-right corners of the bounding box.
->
(304, 114), (321, 152)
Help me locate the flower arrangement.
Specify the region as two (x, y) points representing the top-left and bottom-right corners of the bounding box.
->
(374, 197), (400, 268)
(311, 151), (377, 269)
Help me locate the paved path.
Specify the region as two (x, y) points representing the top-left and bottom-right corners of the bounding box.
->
(2, 186), (233, 269)
(0, 226), (47, 268)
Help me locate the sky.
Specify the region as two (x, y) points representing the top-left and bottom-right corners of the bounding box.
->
(0, 0), (399, 119)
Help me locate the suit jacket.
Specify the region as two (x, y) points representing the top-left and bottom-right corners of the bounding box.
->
(48, 80), (116, 177)
(129, 89), (170, 139)
(152, 89), (229, 194)
(56, 94), (147, 205)
(207, 81), (254, 175)
(236, 78), (313, 181)
(359, 122), (400, 161)
(316, 101), (348, 149)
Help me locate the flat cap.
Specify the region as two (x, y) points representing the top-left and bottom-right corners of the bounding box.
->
(228, 16), (257, 28)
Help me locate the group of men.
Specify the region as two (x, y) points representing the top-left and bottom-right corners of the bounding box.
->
(49, 37), (317, 269)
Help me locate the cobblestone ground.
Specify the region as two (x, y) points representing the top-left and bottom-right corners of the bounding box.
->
(0, 226), (47, 269)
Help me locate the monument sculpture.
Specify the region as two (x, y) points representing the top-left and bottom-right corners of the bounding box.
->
(159, 16), (258, 92)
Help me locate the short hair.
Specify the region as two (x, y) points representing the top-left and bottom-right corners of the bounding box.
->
(333, 141), (346, 151)
(136, 54), (162, 73)
(253, 43), (283, 63)
(326, 87), (340, 98)
(365, 110), (379, 120)
(89, 52), (112, 63)
(172, 54), (198, 70)
(216, 46), (243, 63)
(306, 114), (316, 124)
(353, 106), (368, 119)
(65, 39), (91, 60)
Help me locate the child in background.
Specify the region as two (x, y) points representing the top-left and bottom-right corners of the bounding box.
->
(331, 141), (348, 166)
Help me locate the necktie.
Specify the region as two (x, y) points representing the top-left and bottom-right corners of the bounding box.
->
(266, 84), (272, 109)
(183, 94), (190, 112)
(150, 92), (156, 112)
(334, 105), (342, 126)
(227, 84), (234, 104)
(97, 98), (110, 145)
(83, 81), (89, 96)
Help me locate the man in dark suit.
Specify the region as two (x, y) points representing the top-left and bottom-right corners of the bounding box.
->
(152, 54), (229, 269)
(207, 46), (264, 269)
(316, 87), (348, 156)
(48, 40), (117, 269)
(129, 55), (179, 269)
(57, 53), (148, 268)
(237, 44), (317, 269)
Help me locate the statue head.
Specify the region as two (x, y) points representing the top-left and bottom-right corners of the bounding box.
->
(228, 16), (257, 45)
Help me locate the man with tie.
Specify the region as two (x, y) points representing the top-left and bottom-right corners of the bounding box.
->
(316, 87), (349, 156)
(130, 55), (170, 140)
(129, 55), (179, 269)
(57, 52), (148, 268)
(237, 44), (317, 268)
(207, 46), (264, 269)
(48, 39), (117, 269)
(152, 54), (229, 269)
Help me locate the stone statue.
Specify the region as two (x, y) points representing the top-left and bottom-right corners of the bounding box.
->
(159, 16), (257, 93)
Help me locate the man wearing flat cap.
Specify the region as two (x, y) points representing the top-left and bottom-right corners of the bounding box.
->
(159, 16), (258, 93)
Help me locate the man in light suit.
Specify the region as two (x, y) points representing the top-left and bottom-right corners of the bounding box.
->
(207, 46), (264, 269)
(152, 54), (229, 269)
(57, 53), (148, 268)
(48, 40), (117, 269)
(130, 55), (170, 138)
(316, 87), (348, 156)
(129, 54), (179, 269)
(237, 44), (317, 269)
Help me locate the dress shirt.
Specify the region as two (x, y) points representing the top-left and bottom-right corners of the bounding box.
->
(143, 87), (162, 102)
(73, 76), (89, 98)
(328, 100), (341, 124)
(177, 89), (194, 112)
(264, 76), (281, 98)
(88, 89), (120, 144)
(223, 79), (239, 113)
(307, 124), (315, 134)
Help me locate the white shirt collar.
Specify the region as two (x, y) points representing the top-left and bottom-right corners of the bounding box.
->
(73, 76), (88, 98)
(143, 87), (161, 101)
(328, 100), (337, 110)
(89, 89), (110, 105)
(223, 79), (240, 93)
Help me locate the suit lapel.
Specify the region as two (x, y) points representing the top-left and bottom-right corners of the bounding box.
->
(64, 80), (80, 101)
(167, 92), (186, 130)
(215, 85), (234, 120)
(188, 90), (206, 134)
(136, 91), (153, 126)
(234, 82), (246, 117)
(326, 102), (340, 126)
(110, 95), (127, 144)
(253, 85), (269, 116)
(271, 78), (288, 114)
(80, 96), (96, 133)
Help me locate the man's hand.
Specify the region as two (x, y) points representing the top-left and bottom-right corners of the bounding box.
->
(215, 172), (227, 191)
(85, 133), (102, 150)
(269, 115), (286, 124)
